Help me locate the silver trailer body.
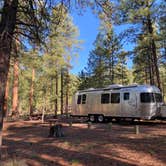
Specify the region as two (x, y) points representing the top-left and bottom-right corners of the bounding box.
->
(160, 105), (166, 118)
(71, 84), (163, 120)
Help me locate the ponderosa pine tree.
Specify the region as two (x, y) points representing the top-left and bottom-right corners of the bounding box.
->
(80, 10), (126, 88)
(0, 0), (112, 146)
(10, 37), (21, 117)
(19, 47), (42, 115)
(11, 56), (19, 117)
(158, 2), (166, 65)
(115, 51), (130, 85)
(158, 3), (166, 100)
(87, 36), (108, 88)
(4, 71), (10, 117)
(0, 0), (49, 150)
(46, 5), (80, 115)
(78, 69), (92, 90)
(79, 30), (126, 88)
(115, 0), (162, 89)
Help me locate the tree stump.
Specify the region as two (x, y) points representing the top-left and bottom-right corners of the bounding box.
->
(108, 122), (112, 130)
(48, 124), (64, 137)
(69, 120), (72, 127)
(87, 122), (92, 129)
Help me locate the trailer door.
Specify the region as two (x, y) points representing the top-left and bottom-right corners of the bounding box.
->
(121, 91), (137, 117)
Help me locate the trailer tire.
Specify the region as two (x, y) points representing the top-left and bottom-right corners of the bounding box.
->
(89, 115), (95, 122)
(97, 115), (104, 123)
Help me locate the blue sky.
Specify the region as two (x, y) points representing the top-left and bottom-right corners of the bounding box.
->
(70, 9), (134, 75)
(71, 9), (100, 74)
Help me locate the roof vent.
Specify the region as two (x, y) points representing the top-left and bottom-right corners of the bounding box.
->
(87, 88), (95, 90)
(106, 84), (123, 89)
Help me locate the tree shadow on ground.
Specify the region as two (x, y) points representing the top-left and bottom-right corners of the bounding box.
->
(2, 121), (166, 166)
(3, 139), (136, 166)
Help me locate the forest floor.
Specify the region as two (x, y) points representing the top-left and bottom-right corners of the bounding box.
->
(1, 119), (166, 166)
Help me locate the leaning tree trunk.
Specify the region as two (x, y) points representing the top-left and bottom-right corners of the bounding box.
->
(11, 56), (19, 117)
(0, 0), (18, 154)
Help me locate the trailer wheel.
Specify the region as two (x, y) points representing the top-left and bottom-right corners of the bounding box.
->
(97, 115), (104, 123)
(89, 115), (95, 122)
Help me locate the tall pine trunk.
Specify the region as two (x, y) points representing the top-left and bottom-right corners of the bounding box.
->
(111, 55), (114, 84)
(60, 69), (64, 115)
(151, 40), (161, 89)
(54, 72), (58, 116)
(148, 51), (154, 85)
(65, 70), (69, 115)
(11, 57), (19, 117)
(0, 50), (10, 150)
(29, 68), (35, 116)
(146, 2), (161, 89)
(0, 0), (18, 153)
(4, 71), (10, 117)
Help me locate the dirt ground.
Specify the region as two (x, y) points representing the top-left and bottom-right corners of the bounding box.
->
(1, 120), (166, 166)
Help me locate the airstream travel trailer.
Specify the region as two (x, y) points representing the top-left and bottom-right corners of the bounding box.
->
(71, 84), (163, 122)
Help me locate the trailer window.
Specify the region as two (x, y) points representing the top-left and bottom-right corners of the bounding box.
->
(155, 93), (162, 102)
(124, 93), (130, 100)
(111, 93), (120, 103)
(77, 95), (81, 104)
(140, 93), (155, 103)
(82, 94), (87, 104)
(101, 94), (110, 104)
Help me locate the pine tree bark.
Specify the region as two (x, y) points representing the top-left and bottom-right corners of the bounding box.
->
(146, 2), (161, 89)
(11, 57), (19, 117)
(151, 40), (161, 89)
(148, 51), (154, 85)
(0, 0), (18, 153)
(54, 72), (58, 116)
(29, 68), (35, 116)
(60, 69), (64, 115)
(111, 56), (114, 84)
(4, 71), (10, 117)
(0, 50), (9, 151)
(65, 70), (69, 115)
